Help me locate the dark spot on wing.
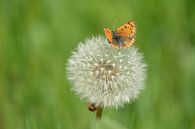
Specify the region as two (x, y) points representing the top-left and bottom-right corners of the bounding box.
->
(124, 26), (127, 29)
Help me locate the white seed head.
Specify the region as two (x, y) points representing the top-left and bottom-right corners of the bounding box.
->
(66, 36), (147, 108)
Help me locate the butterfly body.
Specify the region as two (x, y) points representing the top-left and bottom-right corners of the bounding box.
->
(112, 31), (124, 45)
(104, 20), (136, 48)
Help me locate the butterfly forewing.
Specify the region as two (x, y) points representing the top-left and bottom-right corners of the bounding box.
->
(104, 28), (113, 43)
(116, 20), (136, 37)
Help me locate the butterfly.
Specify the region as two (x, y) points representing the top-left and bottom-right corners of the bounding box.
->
(104, 20), (136, 48)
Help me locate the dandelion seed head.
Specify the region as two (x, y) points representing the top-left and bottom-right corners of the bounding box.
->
(66, 36), (147, 108)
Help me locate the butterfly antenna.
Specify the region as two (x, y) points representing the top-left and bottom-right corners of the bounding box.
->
(100, 23), (106, 34)
(112, 18), (118, 30)
(100, 23), (104, 28)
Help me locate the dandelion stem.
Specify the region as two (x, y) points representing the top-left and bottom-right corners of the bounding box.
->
(96, 108), (103, 120)
(90, 115), (97, 129)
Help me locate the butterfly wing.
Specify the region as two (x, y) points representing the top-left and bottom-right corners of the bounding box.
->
(104, 28), (113, 43)
(116, 20), (136, 37)
(121, 37), (136, 48)
(116, 20), (136, 47)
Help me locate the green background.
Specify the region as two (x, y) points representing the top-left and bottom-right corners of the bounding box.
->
(0, 0), (195, 129)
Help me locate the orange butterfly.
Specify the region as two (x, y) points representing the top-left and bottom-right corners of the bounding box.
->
(104, 20), (136, 48)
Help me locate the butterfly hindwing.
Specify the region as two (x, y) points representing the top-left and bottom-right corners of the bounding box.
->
(121, 36), (135, 48)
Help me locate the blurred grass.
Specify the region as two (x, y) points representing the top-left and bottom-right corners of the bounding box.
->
(0, 0), (195, 129)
